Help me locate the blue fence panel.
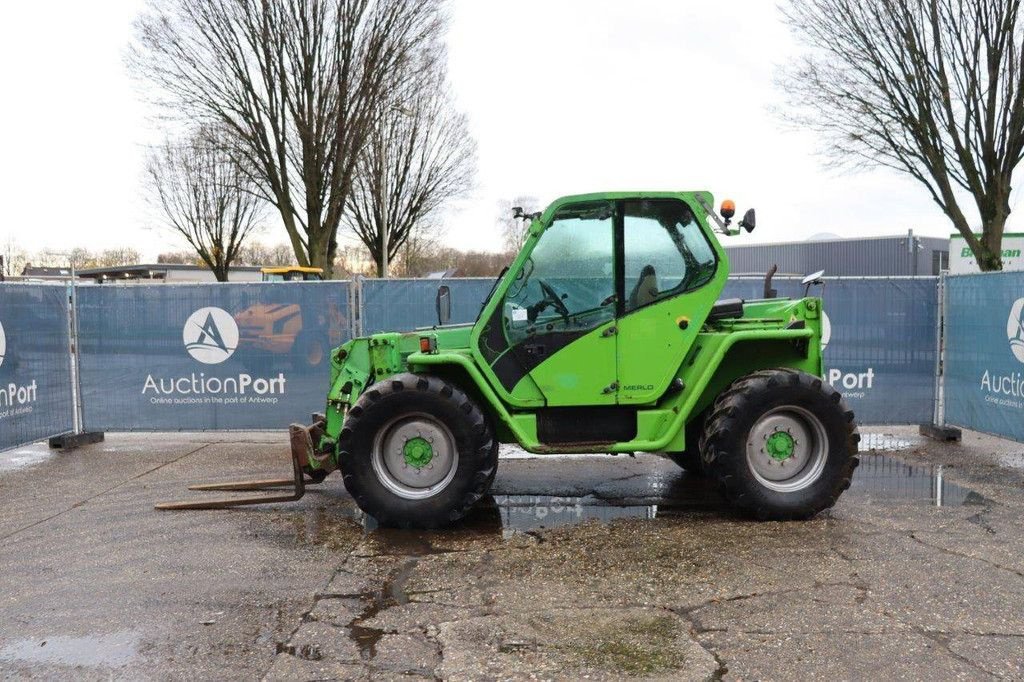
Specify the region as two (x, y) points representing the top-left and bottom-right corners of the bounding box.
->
(76, 282), (351, 431)
(66, 276), (937, 433)
(361, 278), (496, 334)
(725, 277), (938, 425)
(0, 284), (74, 451)
(944, 272), (1024, 442)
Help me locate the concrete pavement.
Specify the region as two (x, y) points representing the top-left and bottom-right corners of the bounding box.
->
(1, 427), (1023, 680)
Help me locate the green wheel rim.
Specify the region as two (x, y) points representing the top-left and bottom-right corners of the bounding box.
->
(403, 437), (434, 469)
(745, 405), (829, 493)
(371, 413), (458, 500)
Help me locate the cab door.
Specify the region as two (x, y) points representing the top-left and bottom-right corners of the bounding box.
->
(500, 200), (618, 406)
(616, 198), (722, 404)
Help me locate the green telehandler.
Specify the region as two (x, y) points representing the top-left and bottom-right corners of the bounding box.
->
(159, 191), (859, 527)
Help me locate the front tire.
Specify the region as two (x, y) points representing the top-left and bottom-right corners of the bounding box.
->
(338, 373), (498, 528)
(700, 369), (859, 520)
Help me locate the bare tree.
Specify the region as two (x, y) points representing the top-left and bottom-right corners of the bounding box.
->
(396, 245), (509, 277)
(781, 0), (1024, 270)
(31, 248), (142, 270)
(132, 0), (441, 277)
(146, 128), (264, 281)
(496, 195), (539, 255)
(92, 248), (145, 268)
(393, 229), (446, 277)
(157, 250), (197, 265)
(237, 242), (297, 267)
(1, 238), (27, 278)
(334, 243), (375, 277)
(343, 43), (476, 277)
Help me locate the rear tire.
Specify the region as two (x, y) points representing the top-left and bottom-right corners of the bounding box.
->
(700, 369), (859, 520)
(338, 373), (498, 528)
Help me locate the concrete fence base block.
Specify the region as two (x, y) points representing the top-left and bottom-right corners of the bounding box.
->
(48, 431), (105, 450)
(919, 423), (962, 442)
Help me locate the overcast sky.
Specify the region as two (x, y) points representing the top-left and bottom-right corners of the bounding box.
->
(0, 0), (1008, 262)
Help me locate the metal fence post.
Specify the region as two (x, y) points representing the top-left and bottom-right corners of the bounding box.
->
(355, 276), (365, 338)
(933, 272), (945, 427)
(66, 280), (80, 434)
(49, 276), (104, 449)
(921, 271), (961, 441)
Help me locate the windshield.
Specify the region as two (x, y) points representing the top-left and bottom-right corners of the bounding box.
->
(503, 201), (616, 345)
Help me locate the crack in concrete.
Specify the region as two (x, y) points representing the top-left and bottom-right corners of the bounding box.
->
(0, 442), (213, 543)
(907, 531), (1024, 579)
(280, 536), (449, 675)
(965, 508), (998, 536)
(674, 606), (729, 681)
(344, 557), (418, 661)
(261, 548), (367, 680)
(898, 619), (1003, 679)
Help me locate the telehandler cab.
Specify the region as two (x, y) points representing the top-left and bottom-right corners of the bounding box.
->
(159, 191), (859, 527)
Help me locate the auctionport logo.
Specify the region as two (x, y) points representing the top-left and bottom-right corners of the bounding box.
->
(183, 307), (238, 364)
(1009, 298), (1024, 364)
(0, 320), (39, 418)
(978, 298), (1024, 408)
(143, 305), (286, 405)
(821, 311), (875, 398)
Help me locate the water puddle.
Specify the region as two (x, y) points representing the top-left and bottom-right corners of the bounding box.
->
(491, 494), (656, 533)
(0, 446), (56, 473)
(473, 456), (986, 533)
(851, 455), (988, 507)
(0, 631), (140, 668)
(291, 455), (988, 547)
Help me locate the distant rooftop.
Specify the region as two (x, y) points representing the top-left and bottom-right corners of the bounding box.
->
(77, 263), (264, 276)
(21, 266), (74, 277)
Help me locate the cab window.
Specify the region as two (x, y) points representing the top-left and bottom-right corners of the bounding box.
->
(623, 199), (716, 313)
(503, 201), (615, 346)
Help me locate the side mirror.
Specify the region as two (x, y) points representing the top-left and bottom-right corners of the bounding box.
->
(435, 285), (451, 326)
(740, 209), (756, 233)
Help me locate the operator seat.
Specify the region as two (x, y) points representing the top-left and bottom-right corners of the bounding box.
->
(628, 264), (659, 309)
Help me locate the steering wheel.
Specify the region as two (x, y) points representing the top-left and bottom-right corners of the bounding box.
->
(538, 278), (571, 321)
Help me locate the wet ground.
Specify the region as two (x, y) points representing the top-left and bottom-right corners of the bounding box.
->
(1, 427), (1023, 680)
